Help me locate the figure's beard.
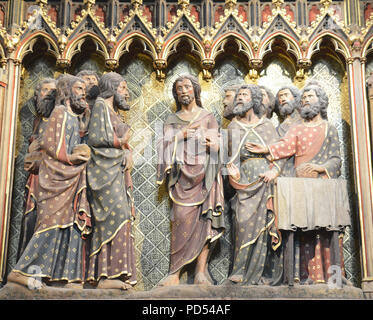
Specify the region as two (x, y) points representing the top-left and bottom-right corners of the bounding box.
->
(223, 104), (235, 120)
(36, 92), (56, 118)
(178, 94), (194, 106)
(300, 102), (321, 120)
(233, 101), (254, 117)
(86, 85), (100, 100)
(114, 92), (130, 111)
(279, 99), (296, 117)
(70, 94), (87, 115)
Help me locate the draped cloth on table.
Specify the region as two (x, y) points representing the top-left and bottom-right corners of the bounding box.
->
(226, 117), (285, 285)
(268, 120), (350, 284)
(13, 105), (91, 282)
(157, 109), (225, 274)
(86, 98), (136, 284)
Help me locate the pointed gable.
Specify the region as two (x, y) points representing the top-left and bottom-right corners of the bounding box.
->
(261, 14), (299, 42)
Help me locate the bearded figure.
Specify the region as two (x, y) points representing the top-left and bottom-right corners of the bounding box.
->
(86, 72), (137, 290)
(246, 84), (351, 286)
(224, 84), (285, 286)
(157, 75), (225, 286)
(76, 70), (100, 109)
(17, 78), (57, 259)
(8, 75), (92, 289)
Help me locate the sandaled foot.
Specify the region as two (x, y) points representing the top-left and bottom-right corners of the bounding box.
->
(157, 274), (180, 287)
(97, 278), (132, 290)
(7, 271), (45, 290)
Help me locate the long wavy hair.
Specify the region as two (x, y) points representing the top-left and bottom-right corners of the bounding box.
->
(301, 84), (329, 120)
(55, 74), (83, 106)
(98, 72), (126, 99)
(274, 85), (301, 116)
(233, 84), (264, 117)
(172, 75), (203, 111)
(76, 69), (100, 82)
(33, 77), (56, 101)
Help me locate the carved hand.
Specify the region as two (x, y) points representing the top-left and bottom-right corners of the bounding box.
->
(28, 139), (40, 153)
(259, 169), (279, 183)
(69, 144), (91, 164)
(245, 142), (269, 154)
(122, 151), (134, 172)
(295, 163), (325, 178)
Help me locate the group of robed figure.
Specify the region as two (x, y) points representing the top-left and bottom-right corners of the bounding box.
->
(6, 71), (351, 291)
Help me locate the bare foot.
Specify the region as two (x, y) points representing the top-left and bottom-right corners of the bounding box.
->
(63, 282), (84, 289)
(228, 275), (243, 283)
(97, 278), (132, 290)
(194, 272), (212, 285)
(7, 271), (45, 290)
(157, 274), (180, 287)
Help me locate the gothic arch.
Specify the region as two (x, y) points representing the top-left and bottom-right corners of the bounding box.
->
(113, 32), (157, 62)
(63, 32), (109, 63)
(258, 32), (302, 61)
(15, 31), (59, 62)
(161, 33), (206, 62)
(362, 34), (373, 58)
(306, 31), (351, 61)
(210, 33), (254, 62)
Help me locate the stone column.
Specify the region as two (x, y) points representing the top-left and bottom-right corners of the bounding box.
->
(0, 54), (21, 282)
(347, 52), (373, 298)
(367, 72), (373, 144)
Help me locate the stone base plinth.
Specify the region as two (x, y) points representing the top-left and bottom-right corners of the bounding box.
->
(0, 282), (365, 300)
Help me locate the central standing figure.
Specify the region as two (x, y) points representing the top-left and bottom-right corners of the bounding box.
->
(157, 75), (225, 286)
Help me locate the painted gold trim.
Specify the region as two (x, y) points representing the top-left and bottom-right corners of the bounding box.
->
(89, 219), (131, 258)
(240, 211), (277, 250)
(11, 269), (83, 283)
(56, 111), (67, 159)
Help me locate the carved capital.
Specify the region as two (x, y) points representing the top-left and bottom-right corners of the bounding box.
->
(347, 56), (365, 65)
(105, 59), (119, 70)
(297, 59), (312, 69)
(248, 69), (259, 82)
(5, 35), (20, 54)
(249, 59), (263, 69)
(56, 58), (71, 69)
(154, 59), (167, 81)
(0, 58), (7, 69)
(201, 59), (215, 81)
